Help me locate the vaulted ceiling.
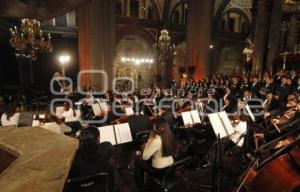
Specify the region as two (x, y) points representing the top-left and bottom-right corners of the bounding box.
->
(0, 0), (251, 21)
(0, 0), (91, 20)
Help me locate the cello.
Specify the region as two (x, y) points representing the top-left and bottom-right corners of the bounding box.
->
(236, 136), (300, 192)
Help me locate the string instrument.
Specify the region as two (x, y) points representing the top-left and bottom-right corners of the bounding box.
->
(270, 106), (297, 132)
(236, 137), (300, 192)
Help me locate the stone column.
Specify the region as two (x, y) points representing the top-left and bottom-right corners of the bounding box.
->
(252, 0), (272, 74)
(186, 0), (214, 80)
(78, 0), (115, 90)
(286, 14), (298, 52)
(266, 0), (282, 73)
(126, 0), (131, 17)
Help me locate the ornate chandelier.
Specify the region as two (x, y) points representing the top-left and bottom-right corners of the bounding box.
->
(9, 19), (53, 61)
(157, 29), (175, 54)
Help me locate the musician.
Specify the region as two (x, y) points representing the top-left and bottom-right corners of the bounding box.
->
(221, 97), (234, 114)
(275, 76), (291, 108)
(229, 113), (248, 147)
(159, 106), (175, 130)
(250, 76), (261, 98)
(291, 77), (300, 95)
(59, 102), (76, 120)
(40, 112), (71, 135)
(68, 126), (114, 192)
(0, 104), (20, 127)
(264, 76), (276, 93)
(205, 93), (218, 114)
(257, 97), (298, 142)
(134, 118), (175, 191)
(52, 72), (63, 93)
(262, 91), (280, 116)
(223, 87), (234, 102)
(271, 97), (297, 126)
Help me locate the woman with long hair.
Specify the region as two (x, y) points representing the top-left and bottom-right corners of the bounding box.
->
(134, 118), (176, 191)
(68, 126), (114, 192)
(1, 104), (20, 127)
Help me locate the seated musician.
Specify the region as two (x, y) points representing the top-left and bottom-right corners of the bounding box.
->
(134, 118), (176, 191)
(41, 112), (71, 135)
(263, 91), (280, 119)
(221, 97), (234, 114)
(60, 102), (76, 120)
(229, 113), (248, 147)
(257, 97), (298, 142)
(0, 104), (20, 127)
(68, 126), (114, 192)
(271, 96), (297, 126)
(159, 106), (175, 130)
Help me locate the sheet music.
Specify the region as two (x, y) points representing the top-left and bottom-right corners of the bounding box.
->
(245, 104), (255, 122)
(99, 102), (109, 112)
(125, 107), (134, 116)
(92, 103), (101, 116)
(65, 116), (78, 122)
(56, 107), (64, 116)
(32, 120), (40, 127)
(98, 125), (116, 145)
(190, 110), (201, 124)
(208, 113), (227, 138)
(218, 111), (235, 135)
(114, 123), (133, 144)
(181, 111), (193, 127)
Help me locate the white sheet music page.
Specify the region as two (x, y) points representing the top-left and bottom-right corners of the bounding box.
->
(65, 116), (78, 122)
(39, 114), (46, 119)
(125, 107), (134, 116)
(100, 102), (109, 112)
(218, 111), (235, 135)
(32, 115), (40, 127)
(181, 111), (193, 127)
(98, 126), (116, 145)
(190, 110), (201, 124)
(208, 113), (227, 138)
(245, 104), (255, 122)
(114, 123), (133, 144)
(92, 103), (102, 116)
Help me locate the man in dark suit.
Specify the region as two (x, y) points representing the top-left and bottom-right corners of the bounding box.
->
(250, 76), (261, 98)
(276, 76), (291, 109)
(265, 76), (276, 93)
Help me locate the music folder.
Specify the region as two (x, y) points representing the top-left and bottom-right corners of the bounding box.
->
(32, 114), (46, 127)
(181, 110), (201, 128)
(92, 103), (102, 116)
(125, 107), (134, 116)
(208, 111), (235, 138)
(98, 123), (133, 145)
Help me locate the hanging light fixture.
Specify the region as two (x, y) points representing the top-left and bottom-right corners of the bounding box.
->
(9, 19), (53, 61)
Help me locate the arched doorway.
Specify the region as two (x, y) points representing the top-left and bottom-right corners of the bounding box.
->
(114, 35), (155, 89)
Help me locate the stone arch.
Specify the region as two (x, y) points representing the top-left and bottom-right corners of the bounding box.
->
(214, 41), (245, 75)
(116, 26), (156, 47)
(114, 33), (155, 88)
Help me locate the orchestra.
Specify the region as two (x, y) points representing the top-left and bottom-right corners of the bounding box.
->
(1, 69), (300, 192)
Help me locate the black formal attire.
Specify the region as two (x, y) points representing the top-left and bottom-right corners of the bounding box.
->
(68, 142), (114, 192)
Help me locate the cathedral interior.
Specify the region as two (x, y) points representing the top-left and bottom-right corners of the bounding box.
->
(1, 1), (300, 192)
